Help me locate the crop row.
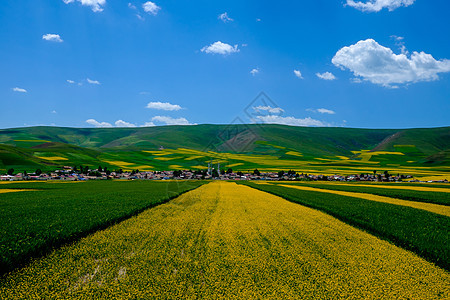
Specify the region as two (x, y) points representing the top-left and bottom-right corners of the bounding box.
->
(0, 180), (205, 275)
(272, 182), (450, 206)
(241, 182), (450, 271)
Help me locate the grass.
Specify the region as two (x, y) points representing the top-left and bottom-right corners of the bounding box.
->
(0, 180), (205, 275)
(241, 182), (450, 271)
(274, 182), (450, 206)
(1, 182), (448, 298)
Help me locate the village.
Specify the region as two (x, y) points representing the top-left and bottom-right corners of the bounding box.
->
(1, 165), (446, 183)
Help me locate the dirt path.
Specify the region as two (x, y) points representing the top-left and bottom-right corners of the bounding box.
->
(274, 183), (450, 217)
(1, 182), (448, 299)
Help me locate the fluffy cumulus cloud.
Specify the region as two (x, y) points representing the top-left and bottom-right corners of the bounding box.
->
(12, 87), (27, 93)
(151, 116), (195, 125)
(201, 41), (240, 55)
(346, 0), (415, 12)
(86, 119), (113, 128)
(293, 70), (303, 79)
(332, 39), (450, 87)
(87, 78), (101, 85)
(115, 120), (136, 127)
(146, 101), (182, 111)
(255, 115), (328, 127)
(63, 0), (106, 12)
(250, 68), (259, 76)
(143, 1), (160, 15)
(253, 106), (284, 114)
(316, 72), (336, 80)
(218, 12), (233, 22)
(42, 34), (63, 43)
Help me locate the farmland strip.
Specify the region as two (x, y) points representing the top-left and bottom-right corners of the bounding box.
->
(1, 182), (448, 299)
(0, 189), (38, 194)
(245, 182), (450, 271)
(324, 183), (450, 193)
(276, 184), (450, 217)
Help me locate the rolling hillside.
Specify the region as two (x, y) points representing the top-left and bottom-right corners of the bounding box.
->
(0, 125), (449, 174)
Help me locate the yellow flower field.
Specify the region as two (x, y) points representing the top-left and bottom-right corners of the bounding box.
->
(1, 182), (448, 299)
(276, 184), (450, 217)
(0, 189), (38, 194)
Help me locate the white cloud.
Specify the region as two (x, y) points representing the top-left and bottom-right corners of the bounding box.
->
(86, 119), (113, 128)
(293, 69), (303, 79)
(332, 39), (450, 87)
(51, 110), (57, 114)
(316, 72), (336, 80)
(346, 0), (415, 12)
(311, 108), (336, 114)
(146, 101), (182, 111)
(151, 116), (195, 126)
(255, 115), (328, 127)
(218, 12), (233, 23)
(115, 120), (136, 127)
(250, 68), (259, 76)
(87, 78), (101, 85)
(143, 1), (160, 15)
(67, 80), (75, 84)
(256, 18), (261, 22)
(128, 3), (136, 9)
(201, 41), (240, 55)
(12, 87), (27, 93)
(63, 0), (106, 12)
(253, 106), (284, 114)
(42, 34), (63, 43)
(142, 121), (155, 127)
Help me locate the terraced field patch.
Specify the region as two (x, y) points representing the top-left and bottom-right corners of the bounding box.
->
(1, 182), (448, 299)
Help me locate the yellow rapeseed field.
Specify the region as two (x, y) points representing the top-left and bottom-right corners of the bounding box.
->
(1, 182), (448, 299)
(277, 184), (450, 217)
(331, 183), (450, 193)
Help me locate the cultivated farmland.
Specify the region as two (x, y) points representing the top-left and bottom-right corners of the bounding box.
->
(1, 181), (449, 299)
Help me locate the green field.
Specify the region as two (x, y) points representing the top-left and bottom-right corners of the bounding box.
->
(0, 180), (205, 275)
(1, 125), (449, 179)
(0, 181), (449, 298)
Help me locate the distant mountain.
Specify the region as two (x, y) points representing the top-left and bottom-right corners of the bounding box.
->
(0, 125), (449, 173)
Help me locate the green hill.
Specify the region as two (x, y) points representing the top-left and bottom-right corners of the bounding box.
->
(0, 125), (449, 175)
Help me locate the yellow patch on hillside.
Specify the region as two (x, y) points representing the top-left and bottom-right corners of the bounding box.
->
(36, 156), (68, 161)
(169, 165), (183, 170)
(226, 163), (244, 168)
(285, 151), (303, 157)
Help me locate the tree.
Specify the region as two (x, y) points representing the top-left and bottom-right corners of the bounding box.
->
(24, 170), (28, 177)
(7, 168), (14, 175)
(212, 169), (219, 178)
(253, 169), (261, 176)
(83, 166), (89, 174)
(237, 171), (243, 176)
(220, 169), (225, 175)
(278, 171), (285, 178)
(98, 166), (103, 172)
(35, 169), (42, 176)
(226, 168), (233, 174)
(373, 170), (377, 175)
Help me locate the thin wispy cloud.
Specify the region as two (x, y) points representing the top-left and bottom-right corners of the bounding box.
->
(201, 41), (240, 55)
(332, 39), (450, 87)
(63, 0), (106, 13)
(12, 87), (27, 93)
(293, 70), (303, 79)
(218, 12), (233, 23)
(255, 115), (328, 127)
(253, 106), (284, 114)
(87, 78), (101, 85)
(346, 0), (415, 12)
(250, 68), (260, 76)
(307, 108), (336, 115)
(115, 120), (136, 127)
(316, 72), (336, 80)
(86, 119), (113, 128)
(42, 34), (63, 43)
(146, 101), (182, 111)
(151, 116), (195, 125)
(143, 1), (160, 15)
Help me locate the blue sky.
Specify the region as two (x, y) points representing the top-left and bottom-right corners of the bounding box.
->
(1, 0), (449, 129)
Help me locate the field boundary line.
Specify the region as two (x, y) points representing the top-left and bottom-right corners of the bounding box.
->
(316, 183), (450, 193)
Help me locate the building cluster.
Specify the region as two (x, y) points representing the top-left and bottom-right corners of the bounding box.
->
(1, 166), (447, 183)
